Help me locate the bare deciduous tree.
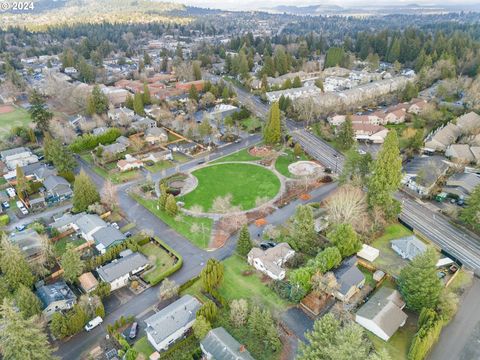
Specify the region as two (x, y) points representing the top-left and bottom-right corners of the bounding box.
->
(211, 194), (241, 213)
(101, 180), (119, 210)
(158, 278), (179, 301)
(230, 299), (249, 327)
(324, 185), (367, 230)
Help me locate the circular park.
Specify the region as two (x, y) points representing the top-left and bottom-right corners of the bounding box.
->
(179, 163), (281, 213)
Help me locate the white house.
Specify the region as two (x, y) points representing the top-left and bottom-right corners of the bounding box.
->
(117, 155), (143, 172)
(247, 243), (295, 280)
(145, 295), (201, 351)
(355, 287), (408, 341)
(96, 251), (149, 291)
(0, 147), (39, 170)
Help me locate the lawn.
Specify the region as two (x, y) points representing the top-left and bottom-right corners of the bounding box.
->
(180, 163), (280, 211)
(53, 236), (86, 257)
(145, 153), (190, 173)
(275, 148), (309, 178)
(133, 336), (154, 357)
(0, 106), (31, 138)
(240, 117), (262, 133)
(218, 255), (290, 313)
(212, 148), (260, 163)
(80, 153), (140, 184)
(371, 224), (415, 277)
(368, 309), (418, 360)
(359, 265), (376, 288)
(140, 242), (176, 284)
(133, 195), (213, 249)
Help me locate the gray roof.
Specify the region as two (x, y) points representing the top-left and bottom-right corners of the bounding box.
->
(356, 287), (407, 339)
(0, 147), (30, 159)
(50, 212), (82, 229)
(36, 279), (76, 308)
(92, 226), (126, 248)
(201, 327), (255, 360)
(75, 214), (107, 234)
(333, 256), (365, 296)
(101, 142), (126, 155)
(391, 235), (427, 261)
(145, 295), (201, 345)
(44, 175), (71, 195)
(445, 172), (480, 196)
(97, 252), (149, 283)
(404, 156), (449, 188)
(9, 228), (43, 258)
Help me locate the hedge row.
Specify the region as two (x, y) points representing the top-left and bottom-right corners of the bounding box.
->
(407, 308), (445, 360)
(69, 128), (121, 153)
(142, 237), (183, 285)
(158, 335), (201, 360)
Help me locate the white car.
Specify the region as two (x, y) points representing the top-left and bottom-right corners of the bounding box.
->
(20, 207), (29, 215)
(111, 222), (119, 230)
(6, 188), (16, 198)
(85, 316), (103, 332)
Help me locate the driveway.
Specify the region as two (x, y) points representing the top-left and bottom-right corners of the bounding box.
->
(6, 202), (72, 231)
(281, 307), (314, 343)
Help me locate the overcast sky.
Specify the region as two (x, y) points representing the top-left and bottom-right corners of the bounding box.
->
(168, 0), (476, 11)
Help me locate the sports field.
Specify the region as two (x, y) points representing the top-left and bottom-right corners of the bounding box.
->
(0, 105), (31, 138)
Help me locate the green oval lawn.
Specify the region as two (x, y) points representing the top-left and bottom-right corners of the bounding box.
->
(181, 163), (280, 212)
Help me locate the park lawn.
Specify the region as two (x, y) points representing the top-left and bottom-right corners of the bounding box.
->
(140, 242), (176, 284)
(212, 148), (260, 163)
(371, 224), (414, 277)
(219, 255), (290, 313)
(53, 236), (86, 257)
(0, 107), (31, 138)
(275, 148), (309, 178)
(368, 309), (418, 360)
(133, 195), (212, 249)
(180, 163), (280, 211)
(133, 336), (154, 357)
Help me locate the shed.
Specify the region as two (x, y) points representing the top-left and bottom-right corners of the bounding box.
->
(357, 244), (380, 262)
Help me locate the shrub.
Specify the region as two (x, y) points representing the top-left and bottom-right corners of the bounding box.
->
(69, 128), (121, 153)
(0, 214), (10, 226)
(408, 308), (445, 360)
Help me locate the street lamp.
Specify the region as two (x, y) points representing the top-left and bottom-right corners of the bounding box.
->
(333, 154), (338, 174)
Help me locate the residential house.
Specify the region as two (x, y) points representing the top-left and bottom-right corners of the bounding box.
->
(247, 243), (295, 280)
(132, 117), (157, 132)
(200, 327), (255, 360)
(145, 295), (201, 351)
(266, 86), (320, 103)
(208, 104), (240, 121)
(36, 280), (76, 320)
(167, 142), (197, 155)
(91, 226), (127, 254)
(383, 108), (406, 124)
(116, 135), (130, 147)
(78, 272), (99, 293)
(99, 142), (127, 158)
(142, 150), (173, 163)
(144, 127), (168, 144)
(424, 123), (462, 152)
(443, 172), (480, 199)
(408, 98), (428, 114)
(0, 147), (39, 170)
(402, 155), (450, 196)
(9, 228), (43, 260)
(456, 111), (480, 134)
(391, 235), (427, 261)
(445, 144), (475, 164)
(96, 252), (149, 291)
(117, 155), (143, 172)
(332, 256), (365, 302)
(44, 175), (73, 202)
(108, 107), (135, 123)
(355, 287), (408, 341)
(175, 80), (204, 92)
(352, 123), (389, 144)
(3, 162), (56, 182)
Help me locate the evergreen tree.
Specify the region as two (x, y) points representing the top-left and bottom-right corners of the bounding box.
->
(200, 259), (224, 294)
(222, 86), (229, 102)
(73, 170), (100, 212)
(158, 183), (169, 211)
(0, 299), (58, 360)
(197, 300), (218, 323)
(15, 165), (30, 201)
(61, 244), (84, 283)
(327, 224), (362, 258)
(263, 102), (281, 145)
(325, 47), (345, 68)
(133, 93), (145, 116)
(143, 51), (152, 65)
(142, 83), (151, 105)
(236, 225), (253, 256)
(44, 137), (76, 174)
(14, 284), (42, 319)
(336, 116), (355, 151)
(28, 90), (53, 132)
(192, 61), (202, 81)
(86, 85), (109, 116)
(460, 184), (480, 231)
(192, 315), (211, 340)
(248, 305), (263, 338)
(262, 309), (281, 352)
(387, 38), (401, 63)
(398, 248), (442, 312)
(165, 194), (178, 216)
(294, 143), (303, 157)
(125, 94), (134, 109)
(367, 131), (402, 219)
(293, 76), (302, 88)
(189, 85), (199, 102)
(0, 237), (34, 291)
(291, 205), (318, 255)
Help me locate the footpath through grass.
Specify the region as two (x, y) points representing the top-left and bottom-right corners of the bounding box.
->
(133, 195), (212, 249)
(180, 163), (280, 211)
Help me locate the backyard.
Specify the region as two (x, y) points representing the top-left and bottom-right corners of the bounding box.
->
(0, 106), (31, 139)
(180, 163), (280, 212)
(133, 195), (213, 249)
(140, 242), (176, 284)
(53, 236), (86, 257)
(275, 148), (310, 178)
(80, 153), (140, 184)
(145, 152), (190, 173)
(133, 336), (154, 358)
(371, 223), (415, 277)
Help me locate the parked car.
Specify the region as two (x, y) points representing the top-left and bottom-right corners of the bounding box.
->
(125, 232), (132, 238)
(6, 188), (16, 198)
(15, 224), (26, 231)
(85, 316), (103, 332)
(260, 242), (275, 250)
(129, 322), (138, 339)
(266, 241), (277, 248)
(20, 207), (28, 215)
(111, 222), (119, 230)
(197, 160), (206, 165)
(2, 201), (10, 209)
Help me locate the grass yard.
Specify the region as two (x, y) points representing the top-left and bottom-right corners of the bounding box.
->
(212, 148), (260, 163)
(133, 195), (213, 248)
(218, 255), (290, 313)
(275, 148), (309, 178)
(368, 309), (418, 360)
(133, 336), (154, 357)
(80, 153), (140, 184)
(53, 236), (86, 257)
(140, 242), (176, 284)
(240, 117), (262, 133)
(180, 163), (280, 211)
(359, 265), (376, 288)
(145, 153), (190, 173)
(0, 106), (31, 138)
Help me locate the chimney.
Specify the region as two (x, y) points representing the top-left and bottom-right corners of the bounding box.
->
(239, 345), (246, 353)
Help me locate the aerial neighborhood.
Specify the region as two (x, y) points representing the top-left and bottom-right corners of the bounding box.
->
(0, 2), (480, 360)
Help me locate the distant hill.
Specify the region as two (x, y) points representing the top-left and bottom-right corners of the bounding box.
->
(269, 4), (345, 15)
(1, 0), (191, 31)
